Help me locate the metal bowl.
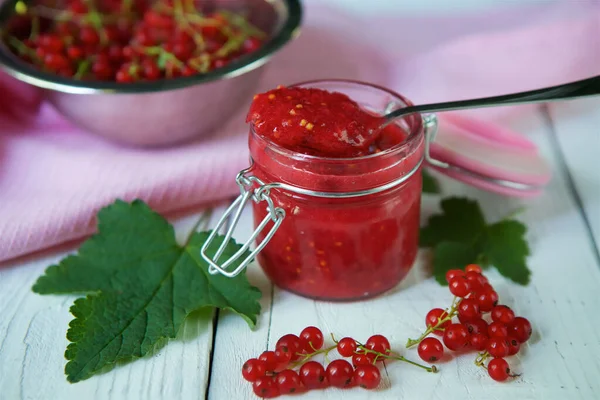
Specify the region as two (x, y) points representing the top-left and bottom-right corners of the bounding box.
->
(0, 0), (302, 146)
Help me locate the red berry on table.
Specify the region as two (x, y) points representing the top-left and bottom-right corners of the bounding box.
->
(258, 351), (278, 372)
(353, 364), (381, 389)
(448, 276), (471, 298)
(275, 369), (303, 394)
(457, 298), (481, 322)
(276, 334), (304, 361)
(507, 317), (532, 343)
(470, 333), (488, 351)
(474, 288), (499, 312)
(337, 337), (358, 357)
(465, 264), (482, 274)
(488, 358), (512, 382)
(425, 308), (450, 336)
(352, 353), (375, 367)
(487, 337), (510, 358)
(506, 336), (521, 356)
(443, 323), (470, 351)
(462, 318), (488, 335)
(274, 347), (292, 369)
(488, 321), (509, 338)
(326, 359), (354, 388)
(365, 334), (391, 355)
(300, 326), (324, 352)
(252, 376), (280, 398)
(491, 305), (516, 324)
(242, 358), (267, 382)
(418, 337), (444, 362)
(445, 269), (465, 283)
(465, 271), (488, 292)
(299, 361), (328, 389)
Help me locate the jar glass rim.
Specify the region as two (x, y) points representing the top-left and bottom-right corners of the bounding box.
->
(249, 79), (424, 163)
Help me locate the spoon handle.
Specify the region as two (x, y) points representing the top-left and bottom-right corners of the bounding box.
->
(385, 75), (600, 121)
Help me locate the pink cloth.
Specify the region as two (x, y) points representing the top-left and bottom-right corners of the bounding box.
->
(1, 2), (599, 263)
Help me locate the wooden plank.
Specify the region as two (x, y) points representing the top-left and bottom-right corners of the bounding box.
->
(0, 211), (218, 400)
(208, 110), (600, 399)
(545, 98), (600, 255)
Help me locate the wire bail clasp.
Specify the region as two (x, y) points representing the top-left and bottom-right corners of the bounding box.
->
(200, 167), (286, 278)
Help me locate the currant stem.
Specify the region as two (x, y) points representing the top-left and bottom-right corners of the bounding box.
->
(288, 345), (337, 369)
(388, 352), (438, 373)
(406, 298), (461, 348)
(474, 351), (490, 367)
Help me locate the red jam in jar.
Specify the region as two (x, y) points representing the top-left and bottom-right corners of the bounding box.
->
(247, 80), (424, 301)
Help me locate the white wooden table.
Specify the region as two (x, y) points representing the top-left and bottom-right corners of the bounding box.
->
(1, 1), (599, 399)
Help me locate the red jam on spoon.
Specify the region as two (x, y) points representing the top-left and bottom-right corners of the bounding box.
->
(247, 86), (405, 158)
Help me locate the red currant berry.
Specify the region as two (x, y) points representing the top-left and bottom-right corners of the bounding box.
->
(488, 358), (511, 382)
(242, 358), (267, 382)
(326, 359), (354, 388)
(465, 264), (482, 274)
(276, 334), (303, 361)
(299, 361), (327, 389)
(487, 337), (509, 358)
(506, 336), (521, 356)
(449, 276), (471, 298)
(445, 269), (465, 283)
(365, 334), (391, 355)
(458, 298), (481, 322)
(417, 337), (444, 362)
(66, 45), (84, 60)
(491, 305), (516, 324)
(352, 353), (375, 367)
(141, 58), (162, 80)
(443, 323), (470, 351)
(470, 333), (488, 351)
(507, 317), (532, 343)
(80, 26), (100, 46)
(275, 369), (303, 394)
(38, 34), (64, 52)
(475, 289), (499, 312)
(426, 308), (450, 336)
(299, 326), (324, 352)
(259, 351), (278, 372)
(465, 271), (488, 292)
(252, 376), (279, 398)
(243, 37), (262, 53)
(337, 337), (357, 357)
(353, 364), (381, 389)
(488, 322), (509, 338)
(274, 347), (292, 370)
(462, 318), (488, 336)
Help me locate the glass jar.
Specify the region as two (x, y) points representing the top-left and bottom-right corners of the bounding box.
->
(246, 80), (425, 301)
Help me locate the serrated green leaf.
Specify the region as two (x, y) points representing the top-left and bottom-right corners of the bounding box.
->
(484, 220), (531, 285)
(420, 197), (485, 247)
(433, 241), (482, 285)
(33, 200), (261, 383)
(422, 169), (441, 194)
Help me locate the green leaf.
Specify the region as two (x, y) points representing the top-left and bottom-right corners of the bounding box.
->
(421, 197), (532, 285)
(433, 241), (482, 285)
(420, 197), (486, 247)
(484, 220), (531, 285)
(422, 169), (441, 194)
(33, 200), (261, 383)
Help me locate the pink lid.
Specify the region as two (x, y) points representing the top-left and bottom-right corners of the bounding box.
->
(426, 114), (551, 197)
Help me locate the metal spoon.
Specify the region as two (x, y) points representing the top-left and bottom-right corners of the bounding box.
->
(382, 75), (600, 126)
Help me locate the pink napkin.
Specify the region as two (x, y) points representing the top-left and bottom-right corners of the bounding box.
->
(1, 2), (599, 263)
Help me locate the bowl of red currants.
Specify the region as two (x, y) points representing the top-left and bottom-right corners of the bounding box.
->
(0, 0), (302, 146)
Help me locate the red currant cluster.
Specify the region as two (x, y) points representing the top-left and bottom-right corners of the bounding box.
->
(3, 0), (265, 82)
(407, 264), (533, 382)
(242, 327), (436, 398)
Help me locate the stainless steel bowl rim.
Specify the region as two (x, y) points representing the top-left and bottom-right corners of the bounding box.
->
(0, 0), (302, 94)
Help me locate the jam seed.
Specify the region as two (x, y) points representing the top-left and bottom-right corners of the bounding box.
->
(300, 119), (307, 127)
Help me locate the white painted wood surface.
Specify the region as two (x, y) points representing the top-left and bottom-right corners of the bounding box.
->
(1, 1), (599, 400)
